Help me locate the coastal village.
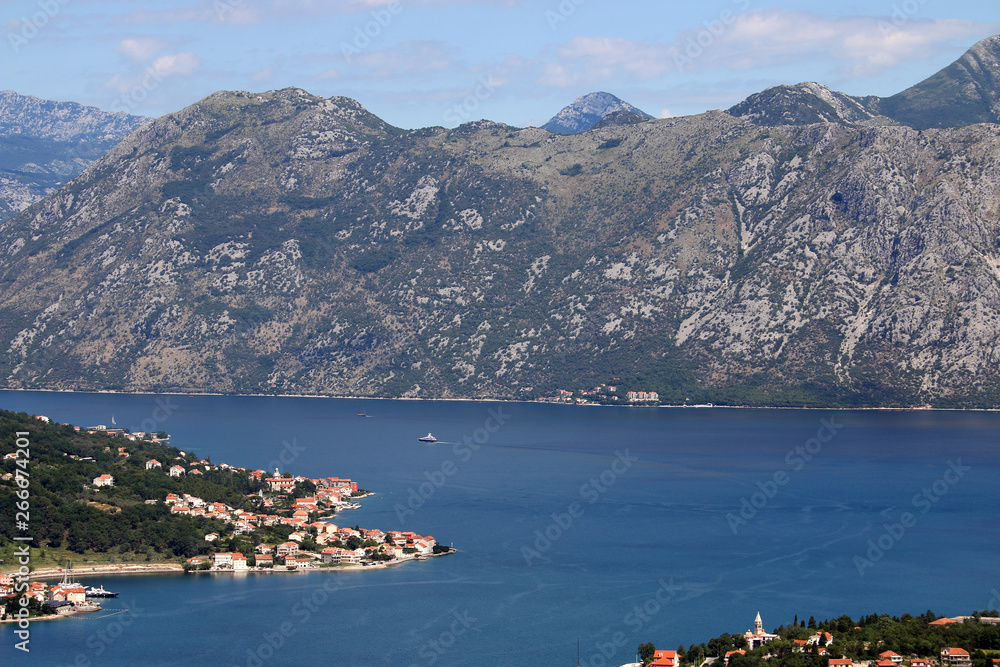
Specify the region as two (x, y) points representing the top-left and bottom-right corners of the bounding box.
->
(538, 384), (661, 405)
(619, 612), (1000, 667)
(1, 415), (448, 622)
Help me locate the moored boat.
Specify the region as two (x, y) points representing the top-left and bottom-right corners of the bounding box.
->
(85, 585), (119, 598)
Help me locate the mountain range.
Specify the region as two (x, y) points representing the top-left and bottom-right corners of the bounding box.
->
(1, 36), (1000, 407)
(0, 91), (148, 222)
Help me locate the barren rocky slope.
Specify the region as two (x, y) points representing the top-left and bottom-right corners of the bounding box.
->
(1, 39), (1000, 407)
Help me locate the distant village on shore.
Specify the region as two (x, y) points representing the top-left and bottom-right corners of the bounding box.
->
(621, 612), (1000, 667)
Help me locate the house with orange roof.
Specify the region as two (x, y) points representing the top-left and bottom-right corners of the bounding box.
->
(255, 554), (273, 567)
(276, 542), (299, 557)
(92, 473), (115, 487)
(28, 581), (47, 602)
(881, 651), (904, 664)
(808, 632), (834, 646)
(49, 583), (86, 604)
(829, 659), (852, 667)
(168, 465), (185, 477)
(911, 658), (931, 667)
(930, 618), (958, 626)
(145, 459), (161, 470)
(940, 648), (970, 665)
(725, 650), (747, 664)
(877, 660), (897, 666)
(650, 650), (677, 667)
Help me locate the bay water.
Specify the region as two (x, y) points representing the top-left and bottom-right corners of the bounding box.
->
(0, 391), (997, 666)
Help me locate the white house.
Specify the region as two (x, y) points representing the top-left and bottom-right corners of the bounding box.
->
(168, 465), (185, 477)
(93, 474), (115, 487)
(145, 459), (162, 470)
(808, 632), (834, 647)
(941, 649), (971, 666)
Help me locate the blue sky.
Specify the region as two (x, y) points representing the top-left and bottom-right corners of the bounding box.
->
(3, 0), (998, 129)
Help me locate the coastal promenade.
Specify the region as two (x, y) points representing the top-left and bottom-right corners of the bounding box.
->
(16, 563), (184, 580)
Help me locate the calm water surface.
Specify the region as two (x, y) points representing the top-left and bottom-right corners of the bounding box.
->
(0, 391), (997, 666)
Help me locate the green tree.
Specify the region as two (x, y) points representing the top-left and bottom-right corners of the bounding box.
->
(639, 643), (656, 664)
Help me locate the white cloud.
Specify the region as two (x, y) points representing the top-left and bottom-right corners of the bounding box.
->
(531, 11), (997, 88)
(252, 66), (276, 83)
(659, 109), (673, 119)
(339, 41), (456, 79)
(123, 1), (259, 25)
(152, 52), (201, 77)
(541, 36), (673, 86)
(687, 10), (995, 76)
(118, 37), (166, 62)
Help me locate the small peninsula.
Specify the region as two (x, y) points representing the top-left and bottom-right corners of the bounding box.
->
(0, 408), (452, 620)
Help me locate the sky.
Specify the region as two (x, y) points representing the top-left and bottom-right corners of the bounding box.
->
(2, 0), (999, 129)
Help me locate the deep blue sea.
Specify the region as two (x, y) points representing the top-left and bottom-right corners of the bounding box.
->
(1, 391), (998, 666)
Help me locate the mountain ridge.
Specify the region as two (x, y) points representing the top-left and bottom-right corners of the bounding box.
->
(0, 90), (148, 222)
(2, 39), (1000, 406)
(729, 35), (1000, 129)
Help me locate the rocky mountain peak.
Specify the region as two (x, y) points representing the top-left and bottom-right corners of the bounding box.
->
(877, 33), (1000, 129)
(541, 91), (653, 135)
(727, 82), (879, 126)
(729, 33), (1000, 130)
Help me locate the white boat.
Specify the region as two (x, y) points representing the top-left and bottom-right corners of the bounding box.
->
(85, 585), (119, 598)
(417, 433), (437, 443)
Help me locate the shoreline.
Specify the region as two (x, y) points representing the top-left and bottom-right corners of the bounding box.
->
(0, 387), (996, 412)
(6, 564), (185, 580)
(4, 549), (456, 581)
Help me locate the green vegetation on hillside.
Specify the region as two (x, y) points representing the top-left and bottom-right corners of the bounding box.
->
(0, 409), (266, 568)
